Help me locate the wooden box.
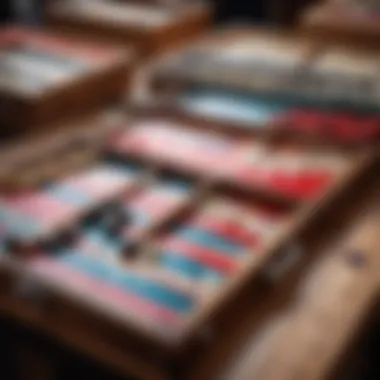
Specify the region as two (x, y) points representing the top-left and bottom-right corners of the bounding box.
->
(46, 0), (212, 59)
(0, 100), (372, 380)
(149, 27), (380, 143)
(0, 27), (133, 135)
(152, 27), (315, 93)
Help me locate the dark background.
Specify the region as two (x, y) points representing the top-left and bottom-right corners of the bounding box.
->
(0, 0), (315, 25)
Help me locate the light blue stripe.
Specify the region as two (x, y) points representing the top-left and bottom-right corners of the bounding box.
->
(160, 180), (191, 193)
(178, 90), (287, 125)
(82, 228), (124, 256)
(0, 207), (41, 239)
(60, 252), (194, 313)
(102, 162), (141, 178)
(175, 227), (244, 256)
(160, 251), (223, 282)
(45, 185), (93, 208)
(128, 209), (150, 228)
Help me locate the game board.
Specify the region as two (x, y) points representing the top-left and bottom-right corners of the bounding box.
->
(47, 0), (211, 59)
(0, 160), (141, 247)
(0, 27), (132, 132)
(149, 28), (380, 144)
(0, 100), (371, 380)
(135, 82), (380, 146)
(0, 24), (377, 377)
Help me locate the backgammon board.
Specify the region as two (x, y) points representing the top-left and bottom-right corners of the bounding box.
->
(149, 28), (380, 145)
(47, 0), (212, 59)
(0, 98), (373, 380)
(0, 27), (132, 134)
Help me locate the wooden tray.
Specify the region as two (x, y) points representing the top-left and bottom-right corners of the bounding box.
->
(0, 161), (377, 380)
(152, 27), (316, 92)
(46, 0), (212, 59)
(151, 26), (380, 110)
(0, 105), (373, 380)
(0, 27), (133, 134)
(109, 116), (357, 203)
(131, 86), (380, 147)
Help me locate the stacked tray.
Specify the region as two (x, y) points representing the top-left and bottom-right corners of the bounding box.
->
(149, 27), (380, 145)
(46, 0), (212, 59)
(0, 27), (132, 133)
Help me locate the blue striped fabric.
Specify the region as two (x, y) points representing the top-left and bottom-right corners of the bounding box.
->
(0, 207), (41, 240)
(178, 89), (287, 125)
(160, 251), (223, 283)
(60, 252), (194, 313)
(175, 227), (244, 257)
(45, 184), (93, 208)
(128, 209), (150, 228)
(81, 228), (124, 257)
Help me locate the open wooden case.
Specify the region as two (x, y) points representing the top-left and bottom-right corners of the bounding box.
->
(46, 0), (212, 59)
(148, 27), (380, 146)
(0, 98), (374, 379)
(0, 27), (133, 135)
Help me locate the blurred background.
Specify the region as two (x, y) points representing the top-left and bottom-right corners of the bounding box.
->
(0, 1), (379, 380)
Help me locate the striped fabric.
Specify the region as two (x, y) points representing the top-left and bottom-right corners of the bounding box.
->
(19, 178), (195, 331)
(232, 166), (334, 201)
(109, 123), (338, 201)
(109, 122), (249, 179)
(0, 163), (139, 242)
(29, 254), (192, 330)
(177, 89), (288, 126)
(157, 199), (284, 282)
(275, 109), (380, 143)
(121, 181), (191, 239)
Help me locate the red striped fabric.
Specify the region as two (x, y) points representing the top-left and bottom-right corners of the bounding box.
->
(188, 214), (260, 247)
